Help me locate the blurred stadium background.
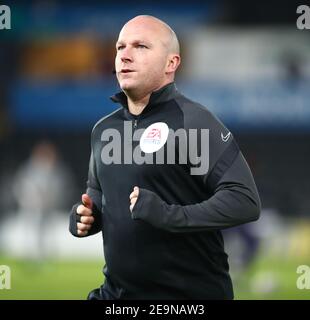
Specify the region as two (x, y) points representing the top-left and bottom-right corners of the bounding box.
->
(0, 0), (309, 299)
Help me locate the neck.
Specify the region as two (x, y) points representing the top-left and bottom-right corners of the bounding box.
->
(127, 93), (151, 115)
(123, 79), (174, 115)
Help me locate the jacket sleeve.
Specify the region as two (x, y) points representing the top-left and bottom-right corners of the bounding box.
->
(131, 143), (261, 232)
(131, 94), (261, 234)
(69, 147), (103, 237)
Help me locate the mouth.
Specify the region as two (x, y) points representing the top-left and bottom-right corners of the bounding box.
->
(120, 69), (135, 74)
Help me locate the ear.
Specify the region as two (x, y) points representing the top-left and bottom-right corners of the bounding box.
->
(166, 54), (181, 74)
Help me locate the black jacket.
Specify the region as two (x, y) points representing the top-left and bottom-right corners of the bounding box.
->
(69, 82), (261, 299)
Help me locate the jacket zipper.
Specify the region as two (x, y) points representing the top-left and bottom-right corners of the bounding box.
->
(133, 119), (138, 131)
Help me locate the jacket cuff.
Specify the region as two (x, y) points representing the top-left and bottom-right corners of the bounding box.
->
(69, 203), (81, 237)
(131, 188), (164, 223)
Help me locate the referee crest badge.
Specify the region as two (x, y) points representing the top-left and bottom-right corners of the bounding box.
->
(140, 122), (169, 153)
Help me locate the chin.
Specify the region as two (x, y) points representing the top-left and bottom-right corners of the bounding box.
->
(120, 81), (137, 92)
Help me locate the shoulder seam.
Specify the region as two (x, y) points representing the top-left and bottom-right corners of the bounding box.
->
(92, 107), (122, 133)
(174, 95), (213, 129)
(175, 94), (211, 114)
(175, 94), (228, 130)
(172, 96), (186, 129)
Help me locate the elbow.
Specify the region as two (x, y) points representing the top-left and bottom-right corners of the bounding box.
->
(245, 197), (261, 223)
(231, 189), (262, 224)
(250, 203), (261, 222)
(253, 193), (262, 220)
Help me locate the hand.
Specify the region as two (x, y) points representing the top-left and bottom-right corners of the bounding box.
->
(76, 194), (94, 236)
(129, 186), (139, 212)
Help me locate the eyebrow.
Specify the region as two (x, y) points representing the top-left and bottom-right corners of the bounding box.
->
(116, 40), (152, 47)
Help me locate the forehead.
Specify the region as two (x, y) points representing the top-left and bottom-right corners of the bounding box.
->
(117, 21), (165, 44)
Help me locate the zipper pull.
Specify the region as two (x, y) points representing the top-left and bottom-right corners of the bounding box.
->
(133, 119), (138, 129)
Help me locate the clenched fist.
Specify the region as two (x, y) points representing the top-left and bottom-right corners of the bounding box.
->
(76, 194), (94, 236)
(129, 186), (139, 212)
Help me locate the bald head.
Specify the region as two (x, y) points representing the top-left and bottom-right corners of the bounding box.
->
(115, 15), (181, 101)
(121, 15), (180, 55)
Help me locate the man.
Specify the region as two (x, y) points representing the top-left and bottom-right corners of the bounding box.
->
(69, 15), (261, 300)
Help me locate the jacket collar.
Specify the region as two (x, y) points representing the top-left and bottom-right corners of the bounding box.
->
(110, 82), (178, 113)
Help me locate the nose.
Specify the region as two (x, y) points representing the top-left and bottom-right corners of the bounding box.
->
(120, 47), (133, 63)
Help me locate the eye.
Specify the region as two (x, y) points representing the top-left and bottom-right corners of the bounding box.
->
(117, 45), (125, 50)
(137, 44), (147, 49)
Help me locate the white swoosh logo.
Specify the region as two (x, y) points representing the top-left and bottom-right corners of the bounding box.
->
(221, 132), (231, 142)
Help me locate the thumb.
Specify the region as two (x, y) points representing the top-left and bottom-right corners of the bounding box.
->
(82, 193), (93, 210)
